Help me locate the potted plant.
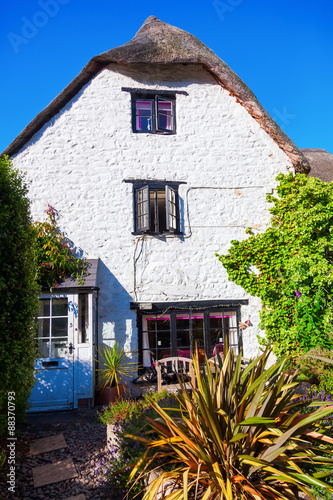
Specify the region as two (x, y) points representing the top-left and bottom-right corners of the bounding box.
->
(96, 342), (138, 405)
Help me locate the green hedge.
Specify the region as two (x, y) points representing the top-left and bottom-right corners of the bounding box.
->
(0, 156), (40, 436)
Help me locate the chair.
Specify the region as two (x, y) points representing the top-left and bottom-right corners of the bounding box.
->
(156, 357), (195, 392)
(208, 354), (250, 373)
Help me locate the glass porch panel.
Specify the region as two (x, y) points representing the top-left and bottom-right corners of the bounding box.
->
(39, 298), (50, 317)
(210, 311), (238, 355)
(157, 100), (173, 130)
(37, 338), (50, 358)
(136, 100), (153, 131)
(52, 317), (68, 337)
(52, 298), (68, 317)
(51, 338), (69, 358)
(176, 313), (204, 359)
(146, 316), (171, 361)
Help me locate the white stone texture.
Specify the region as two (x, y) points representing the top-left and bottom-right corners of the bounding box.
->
(12, 63), (292, 360)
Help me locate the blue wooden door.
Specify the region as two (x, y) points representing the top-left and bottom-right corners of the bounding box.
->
(28, 295), (75, 412)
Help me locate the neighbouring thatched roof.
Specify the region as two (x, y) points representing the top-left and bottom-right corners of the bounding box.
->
(301, 148), (333, 182)
(2, 16), (310, 173)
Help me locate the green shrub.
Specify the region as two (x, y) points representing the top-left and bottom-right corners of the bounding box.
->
(293, 389), (333, 499)
(99, 391), (178, 499)
(218, 173), (333, 358)
(129, 346), (333, 500)
(297, 348), (333, 395)
(0, 156), (40, 437)
(98, 389), (172, 425)
(99, 398), (139, 425)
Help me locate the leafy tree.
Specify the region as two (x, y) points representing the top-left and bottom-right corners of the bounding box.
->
(0, 156), (40, 434)
(35, 205), (88, 289)
(218, 173), (333, 358)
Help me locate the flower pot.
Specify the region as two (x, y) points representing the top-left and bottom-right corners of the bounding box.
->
(97, 384), (125, 405)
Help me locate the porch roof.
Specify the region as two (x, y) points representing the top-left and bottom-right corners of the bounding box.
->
(53, 258), (99, 291)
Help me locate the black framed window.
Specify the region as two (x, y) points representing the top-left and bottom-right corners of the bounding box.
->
(140, 308), (241, 367)
(132, 94), (176, 134)
(135, 183), (179, 234)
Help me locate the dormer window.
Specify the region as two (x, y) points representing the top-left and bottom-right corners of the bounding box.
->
(132, 94), (176, 134)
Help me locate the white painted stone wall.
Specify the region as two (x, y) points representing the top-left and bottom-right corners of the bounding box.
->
(12, 63), (293, 359)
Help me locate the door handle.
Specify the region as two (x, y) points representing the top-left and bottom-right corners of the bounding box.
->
(69, 343), (75, 354)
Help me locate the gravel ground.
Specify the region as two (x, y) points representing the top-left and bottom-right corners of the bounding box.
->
(0, 408), (117, 500)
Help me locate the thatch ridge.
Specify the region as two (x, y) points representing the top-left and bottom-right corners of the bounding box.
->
(2, 16), (310, 173)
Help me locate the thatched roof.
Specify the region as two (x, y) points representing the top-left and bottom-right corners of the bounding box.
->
(301, 148), (333, 182)
(2, 16), (310, 173)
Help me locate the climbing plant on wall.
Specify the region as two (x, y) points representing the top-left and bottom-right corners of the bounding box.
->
(35, 205), (88, 289)
(218, 172), (333, 358)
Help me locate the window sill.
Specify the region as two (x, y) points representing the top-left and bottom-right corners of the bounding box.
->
(133, 130), (176, 135)
(132, 231), (183, 236)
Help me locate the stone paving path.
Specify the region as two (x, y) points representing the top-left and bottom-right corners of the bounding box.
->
(0, 408), (115, 499)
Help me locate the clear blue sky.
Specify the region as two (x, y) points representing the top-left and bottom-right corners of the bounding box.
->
(1, 0), (332, 154)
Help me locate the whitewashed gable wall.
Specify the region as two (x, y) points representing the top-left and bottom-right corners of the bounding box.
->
(13, 63), (292, 358)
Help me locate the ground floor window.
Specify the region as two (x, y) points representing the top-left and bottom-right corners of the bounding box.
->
(140, 307), (240, 367)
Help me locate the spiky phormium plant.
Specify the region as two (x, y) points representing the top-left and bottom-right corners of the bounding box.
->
(128, 345), (333, 500)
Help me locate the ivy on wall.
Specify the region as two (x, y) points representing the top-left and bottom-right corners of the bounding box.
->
(34, 205), (88, 289)
(218, 173), (333, 358)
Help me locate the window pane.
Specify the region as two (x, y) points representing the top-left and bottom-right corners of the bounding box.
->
(38, 318), (50, 338)
(51, 339), (68, 358)
(146, 316), (171, 361)
(52, 317), (68, 337)
(166, 186), (177, 231)
(78, 294), (89, 343)
(157, 99), (173, 131)
(52, 298), (68, 317)
(150, 190), (156, 232)
(39, 299), (50, 317)
(136, 100), (153, 131)
(137, 186), (150, 231)
(157, 190), (166, 232)
(37, 339), (50, 358)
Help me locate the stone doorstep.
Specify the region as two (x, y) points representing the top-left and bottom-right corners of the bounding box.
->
(32, 457), (78, 488)
(30, 433), (68, 455)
